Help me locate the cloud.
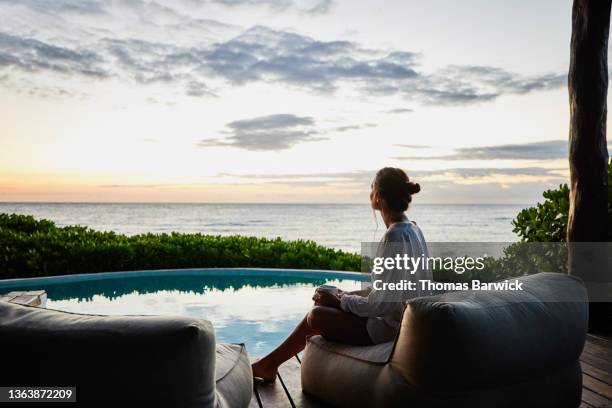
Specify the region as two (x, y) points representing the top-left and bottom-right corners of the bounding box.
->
(200, 27), (419, 91)
(207, 0), (333, 14)
(87, 166), (567, 204)
(219, 166), (566, 186)
(0, 0), (109, 16)
(100, 183), (175, 188)
(395, 143), (430, 149)
(117, 0), (333, 15)
(187, 27), (563, 103)
(197, 113), (378, 150)
(101, 37), (182, 84)
(185, 80), (217, 97)
(0, 73), (83, 98)
(0, 4), (566, 105)
(446, 66), (566, 95)
(228, 113), (314, 130)
(332, 123), (377, 132)
(394, 140), (569, 161)
(0, 32), (108, 78)
(385, 108), (414, 114)
(364, 64), (565, 106)
(431, 167), (560, 178)
(198, 113), (323, 150)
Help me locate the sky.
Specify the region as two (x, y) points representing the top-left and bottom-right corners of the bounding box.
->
(0, 0), (608, 203)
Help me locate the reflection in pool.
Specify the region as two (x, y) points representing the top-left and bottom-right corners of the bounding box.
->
(0, 270), (365, 356)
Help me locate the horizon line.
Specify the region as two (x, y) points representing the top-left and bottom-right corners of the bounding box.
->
(0, 201), (531, 206)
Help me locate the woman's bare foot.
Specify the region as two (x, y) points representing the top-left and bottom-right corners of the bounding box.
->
(251, 358), (278, 382)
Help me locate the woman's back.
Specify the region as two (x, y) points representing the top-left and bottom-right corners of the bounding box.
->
(378, 220), (432, 296)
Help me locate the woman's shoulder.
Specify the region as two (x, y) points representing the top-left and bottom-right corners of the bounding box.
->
(383, 221), (422, 242)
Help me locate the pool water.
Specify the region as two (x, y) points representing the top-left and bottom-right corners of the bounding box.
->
(0, 269), (366, 356)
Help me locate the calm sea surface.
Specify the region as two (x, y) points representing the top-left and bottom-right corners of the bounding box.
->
(0, 203), (526, 252)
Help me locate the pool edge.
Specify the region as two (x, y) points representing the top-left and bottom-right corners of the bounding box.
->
(0, 267), (369, 289)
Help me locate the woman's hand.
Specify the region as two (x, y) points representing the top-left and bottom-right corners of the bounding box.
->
(312, 289), (341, 309)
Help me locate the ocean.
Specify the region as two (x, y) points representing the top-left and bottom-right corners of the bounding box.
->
(0, 203), (526, 252)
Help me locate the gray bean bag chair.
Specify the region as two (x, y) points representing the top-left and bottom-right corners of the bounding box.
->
(301, 272), (588, 408)
(0, 302), (253, 408)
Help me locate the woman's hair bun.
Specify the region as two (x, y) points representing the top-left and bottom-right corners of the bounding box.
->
(405, 181), (421, 195)
(374, 167), (420, 212)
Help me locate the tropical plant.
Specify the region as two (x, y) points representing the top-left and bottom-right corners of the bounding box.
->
(512, 159), (612, 242)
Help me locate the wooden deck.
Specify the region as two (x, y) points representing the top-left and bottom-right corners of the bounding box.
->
(251, 334), (612, 408)
(581, 333), (612, 408)
(251, 355), (325, 407)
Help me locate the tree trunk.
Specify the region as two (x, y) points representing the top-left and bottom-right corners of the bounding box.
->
(568, 0), (611, 332)
(568, 0), (610, 243)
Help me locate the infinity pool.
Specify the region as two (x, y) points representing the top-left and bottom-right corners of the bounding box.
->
(0, 269), (366, 356)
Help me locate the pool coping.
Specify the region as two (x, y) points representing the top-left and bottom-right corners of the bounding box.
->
(0, 268), (369, 289)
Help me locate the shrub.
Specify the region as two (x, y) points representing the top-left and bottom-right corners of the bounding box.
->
(0, 213), (361, 279)
(512, 159), (612, 242)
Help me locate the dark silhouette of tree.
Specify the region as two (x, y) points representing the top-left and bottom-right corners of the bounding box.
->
(568, 0), (611, 331)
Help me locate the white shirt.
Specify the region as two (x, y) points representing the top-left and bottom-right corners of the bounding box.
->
(340, 220), (432, 330)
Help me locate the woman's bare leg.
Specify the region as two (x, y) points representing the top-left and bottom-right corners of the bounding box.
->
(252, 306), (371, 381)
(251, 316), (313, 381)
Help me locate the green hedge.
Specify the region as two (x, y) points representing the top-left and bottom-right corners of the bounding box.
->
(0, 213), (543, 283)
(0, 213), (361, 279)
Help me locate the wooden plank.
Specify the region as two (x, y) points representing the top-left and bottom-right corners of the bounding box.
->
(251, 358), (292, 408)
(583, 361), (612, 387)
(582, 347), (612, 373)
(583, 373), (612, 401)
(574, 334), (611, 408)
(249, 388), (262, 408)
(584, 339), (612, 362)
(278, 357), (324, 408)
(587, 335), (612, 356)
(588, 334), (612, 346)
(582, 388), (612, 408)
(254, 379), (292, 408)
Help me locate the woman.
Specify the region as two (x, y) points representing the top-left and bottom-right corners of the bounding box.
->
(252, 167), (431, 382)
